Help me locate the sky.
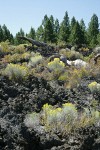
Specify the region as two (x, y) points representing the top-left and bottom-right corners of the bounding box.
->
(0, 0), (100, 36)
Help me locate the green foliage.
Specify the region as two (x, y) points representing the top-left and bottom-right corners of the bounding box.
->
(54, 18), (60, 43)
(24, 112), (40, 128)
(47, 58), (65, 71)
(80, 108), (100, 127)
(42, 15), (56, 43)
(36, 25), (44, 41)
(1, 24), (14, 43)
(69, 21), (84, 45)
(27, 27), (35, 39)
(80, 19), (87, 44)
(59, 11), (70, 43)
(12, 44), (26, 54)
(60, 49), (83, 60)
(65, 67), (90, 89)
(58, 72), (68, 81)
(0, 40), (10, 54)
(93, 46), (100, 54)
(87, 14), (99, 47)
(97, 33), (100, 45)
(67, 50), (83, 60)
(14, 28), (25, 45)
(90, 64), (100, 79)
(70, 16), (76, 30)
(3, 63), (29, 81)
(88, 81), (100, 94)
(28, 53), (43, 67)
(24, 103), (100, 134)
(0, 12), (100, 47)
(0, 25), (3, 42)
(2, 52), (30, 63)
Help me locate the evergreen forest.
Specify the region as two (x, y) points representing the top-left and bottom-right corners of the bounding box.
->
(0, 11), (100, 47)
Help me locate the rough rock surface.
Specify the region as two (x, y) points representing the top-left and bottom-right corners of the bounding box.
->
(0, 75), (100, 150)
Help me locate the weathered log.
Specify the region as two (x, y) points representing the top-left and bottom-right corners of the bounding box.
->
(49, 54), (70, 66)
(49, 54), (61, 61)
(94, 53), (100, 64)
(18, 36), (50, 47)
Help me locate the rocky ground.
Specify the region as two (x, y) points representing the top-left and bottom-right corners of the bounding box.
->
(0, 74), (100, 150)
(0, 44), (100, 150)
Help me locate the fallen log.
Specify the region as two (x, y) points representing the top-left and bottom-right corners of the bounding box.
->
(18, 36), (50, 47)
(94, 53), (100, 64)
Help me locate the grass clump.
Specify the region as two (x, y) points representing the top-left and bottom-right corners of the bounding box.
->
(47, 58), (65, 80)
(88, 81), (100, 94)
(60, 50), (83, 60)
(12, 44), (26, 54)
(24, 102), (100, 134)
(2, 52), (31, 63)
(0, 40), (10, 55)
(47, 58), (65, 71)
(28, 53), (43, 67)
(3, 63), (29, 81)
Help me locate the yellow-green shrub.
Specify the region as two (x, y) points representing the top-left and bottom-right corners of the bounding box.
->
(88, 82), (100, 94)
(65, 69), (81, 89)
(58, 72), (69, 81)
(47, 58), (65, 71)
(28, 54), (43, 67)
(79, 108), (100, 127)
(24, 112), (40, 128)
(0, 40), (10, 54)
(24, 102), (100, 134)
(4, 54), (21, 63)
(90, 65), (100, 79)
(79, 47), (89, 52)
(4, 63), (29, 81)
(24, 103), (78, 133)
(61, 50), (83, 60)
(13, 44), (26, 54)
(2, 52), (30, 63)
(65, 67), (91, 89)
(21, 52), (30, 60)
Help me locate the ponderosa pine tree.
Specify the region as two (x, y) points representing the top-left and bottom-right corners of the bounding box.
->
(69, 21), (84, 45)
(59, 11), (70, 43)
(70, 16), (76, 31)
(2, 24), (13, 42)
(50, 15), (55, 31)
(49, 15), (56, 43)
(42, 15), (54, 43)
(36, 25), (44, 41)
(36, 15), (48, 42)
(54, 18), (60, 44)
(69, 17), (76, 43)
(80, 19), (87, 44)
(27, 27), (35, 39)
(87, 14), (99, 47)
(14, 28), (25, 45)
(41, 15), (49, 42)
(97, 32), (100, 45)
(0, 25), (3, 42)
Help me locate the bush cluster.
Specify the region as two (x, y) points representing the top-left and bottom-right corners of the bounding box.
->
(3, 63), (29, 81)
(28, 53), (43, 67)
(47, 58), (65, 71)
(88, 81), (100, 94)
(58, 67), (90, 89)
(2, 52), (30, 63)
(0, 40), (10, 55)
(59, 49), (83, 60)
(24, 103), (100, 134)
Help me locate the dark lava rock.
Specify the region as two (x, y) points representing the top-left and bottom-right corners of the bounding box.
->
(0, 75), (100, 150)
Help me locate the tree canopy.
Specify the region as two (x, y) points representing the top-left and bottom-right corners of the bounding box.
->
(0, 12), (100, 47)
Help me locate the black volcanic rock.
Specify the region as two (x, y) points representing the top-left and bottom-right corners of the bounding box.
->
(0, 75), (100, 150)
